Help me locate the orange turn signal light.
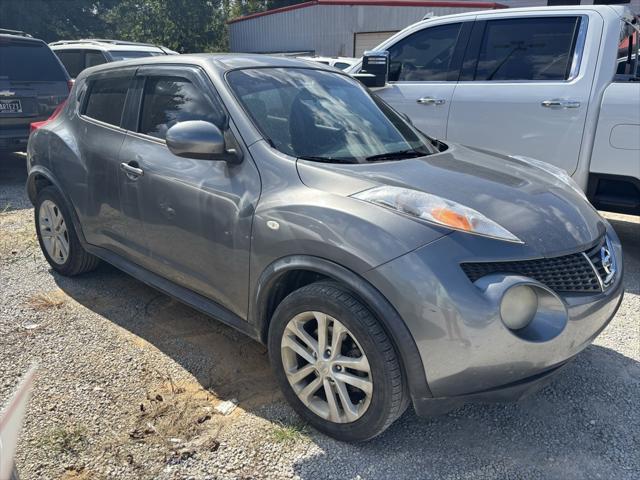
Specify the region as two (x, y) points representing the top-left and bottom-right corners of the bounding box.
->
(431, 207), (473, 232)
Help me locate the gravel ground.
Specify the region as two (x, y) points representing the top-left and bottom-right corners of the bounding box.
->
(1, 153), (639, 480)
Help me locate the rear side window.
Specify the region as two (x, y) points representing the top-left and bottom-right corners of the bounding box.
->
(0, 39), (67, 81)
(387, 23), (462, 82)
(55, 50), (85, 78)
(86, 51), (107, 68)
(83, 76), (130, 126)
(138, 76), (225, 140)
(474, 17), (581, 81)
(616, 20), (638, 78)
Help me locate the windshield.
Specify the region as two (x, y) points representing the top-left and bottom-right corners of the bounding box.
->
(109, 50), (164, 61)
(227, 67), (437, 163)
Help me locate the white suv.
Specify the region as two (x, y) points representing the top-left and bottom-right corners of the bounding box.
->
(50, 39), (177, 78)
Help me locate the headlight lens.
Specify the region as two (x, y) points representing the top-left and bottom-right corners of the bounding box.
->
(510, 155), (587, 200)
(352, 186), (522, 243)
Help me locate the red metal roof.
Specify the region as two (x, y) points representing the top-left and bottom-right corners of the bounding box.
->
(228, 0), (508, 24)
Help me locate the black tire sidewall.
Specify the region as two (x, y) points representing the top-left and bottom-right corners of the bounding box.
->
(268, 282), (402, 442)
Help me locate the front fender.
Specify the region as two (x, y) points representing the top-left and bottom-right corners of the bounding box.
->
(250, 254), (434, 403)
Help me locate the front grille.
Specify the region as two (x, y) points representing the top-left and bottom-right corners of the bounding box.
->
(461, 236), (610, 294)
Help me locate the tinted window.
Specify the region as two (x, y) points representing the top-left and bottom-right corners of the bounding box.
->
(387, 23), (462, 82)
(109, 50), (163, 61)
(0, 39), (67, 81)
(616, 22), (638, 77)
(55, 50), (85, 78)
(84, 76), (130, 126)
(474, 17), (580, 81)
(334, 62), (351, 70)
(138, 76), (224, 140)
(86, 51), (107, 68)
(228, 68), (437, 163)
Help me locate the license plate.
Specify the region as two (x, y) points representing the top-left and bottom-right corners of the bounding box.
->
(0, 99), (22, 113)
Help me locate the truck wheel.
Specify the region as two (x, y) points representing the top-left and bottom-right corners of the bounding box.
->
(268, 281), (407, 442)
(34, 186), (99, 276)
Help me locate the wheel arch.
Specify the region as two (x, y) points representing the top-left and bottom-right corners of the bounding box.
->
(26, 166), (87, 245)
(251, 255), (433, 401)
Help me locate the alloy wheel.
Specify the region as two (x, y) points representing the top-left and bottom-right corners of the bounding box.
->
(38, 199), (70, 265)
(281, 311), (373, 423)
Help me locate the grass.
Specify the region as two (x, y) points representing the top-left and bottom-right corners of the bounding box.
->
(28, 290), (66, 310)
(270, 421), (309, 444)
(40, 425), (88, 455)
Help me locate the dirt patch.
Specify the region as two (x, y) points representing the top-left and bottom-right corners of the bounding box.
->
(0, 210), (38, 263)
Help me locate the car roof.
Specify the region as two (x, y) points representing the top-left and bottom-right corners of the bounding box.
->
(405, 3), (633, 27)
(77, 53), (340, 79)
(0, 33), (46, 44)
(50, 40), (167, 53)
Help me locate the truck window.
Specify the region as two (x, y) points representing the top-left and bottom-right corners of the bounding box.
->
(387, 23), (462, 82)
(615, 20), (638, 78)
(474, 17), (581, 81)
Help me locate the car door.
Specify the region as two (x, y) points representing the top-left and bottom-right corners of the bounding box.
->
(118, 65), (261, 319)
(447, 12), (599, 175)
(76, 68), (139, 256)
(372, 19), (473, 138)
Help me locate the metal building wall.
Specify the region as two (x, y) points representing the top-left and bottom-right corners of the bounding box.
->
(229, 1), (640, 57)
(229, 5), (484, 56)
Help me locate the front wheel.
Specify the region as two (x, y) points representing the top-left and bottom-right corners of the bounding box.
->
(268, 281), (408, 441)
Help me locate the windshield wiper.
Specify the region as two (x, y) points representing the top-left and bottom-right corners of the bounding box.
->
(365, 149), (427, 162)
(297, 155), (357, 164)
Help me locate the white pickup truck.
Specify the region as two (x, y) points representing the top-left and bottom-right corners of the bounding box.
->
(351, 5), (640, 216)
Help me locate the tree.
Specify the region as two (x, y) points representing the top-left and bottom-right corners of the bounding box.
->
(106, 0), (228, 52)
(1, 0), (117, 42)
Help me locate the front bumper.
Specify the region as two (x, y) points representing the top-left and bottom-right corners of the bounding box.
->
(364, 225), (624, 411)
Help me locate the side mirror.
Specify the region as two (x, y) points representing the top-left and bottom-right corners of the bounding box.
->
(352, 50), (389, 88)
(166, 120), (241, 163)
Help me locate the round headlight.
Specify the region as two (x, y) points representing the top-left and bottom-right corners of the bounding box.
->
(500, 285), (538, 330)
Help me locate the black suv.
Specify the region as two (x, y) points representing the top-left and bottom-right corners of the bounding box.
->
(0, 29), (70, 154)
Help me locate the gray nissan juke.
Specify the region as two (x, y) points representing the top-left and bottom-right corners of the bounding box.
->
(26, 54), (624, 442)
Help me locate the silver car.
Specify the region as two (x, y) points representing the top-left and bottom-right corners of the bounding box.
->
(26, 54), (624, 442)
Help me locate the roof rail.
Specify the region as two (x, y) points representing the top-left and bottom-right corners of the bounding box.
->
(49, 38), (159, 48)
(0, 28), (32, 37)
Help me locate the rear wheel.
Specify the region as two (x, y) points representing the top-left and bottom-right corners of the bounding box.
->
(268, 281), (407, 441)
(34, 187), (99, 276)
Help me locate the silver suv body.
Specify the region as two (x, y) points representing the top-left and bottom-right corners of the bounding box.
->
(26, 54), (624, 441)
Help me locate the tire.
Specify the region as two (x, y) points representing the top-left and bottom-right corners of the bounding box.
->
(34, 186), (99, 276)
(268, 281), (408, 441)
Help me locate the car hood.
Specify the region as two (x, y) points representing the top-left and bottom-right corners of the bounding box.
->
(297, 143), (606, 255)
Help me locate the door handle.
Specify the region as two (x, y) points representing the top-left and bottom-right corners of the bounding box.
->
(541, 99), (581, 109)
(120, 161), (144, 179)
(417, 97), (446, 106)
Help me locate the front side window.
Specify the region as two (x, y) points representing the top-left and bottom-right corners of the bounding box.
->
(474, 17), (581, 81)
(228, 68), (437, 163)
(83, 76), (130, 126)
(138, 76), (225, 140)
(387, 23), (462, 82)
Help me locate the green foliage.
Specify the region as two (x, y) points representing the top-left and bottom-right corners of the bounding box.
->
(0, 0), (310, 52)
